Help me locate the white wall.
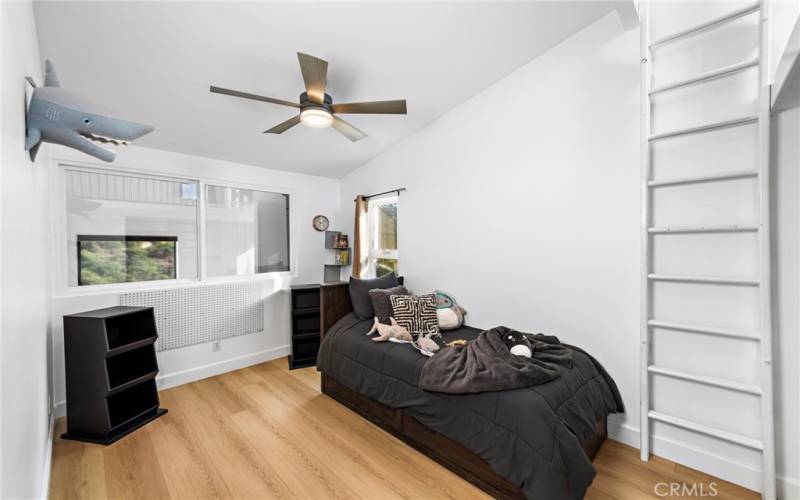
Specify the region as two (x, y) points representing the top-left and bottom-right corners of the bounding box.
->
(49, 144), (341, 415)
(770, 0), (800, 81)
(0, 1), (53, 498)
(340, 4), (642, 466)
(339, 7), (799, 497)
(772, 106), (800, 498)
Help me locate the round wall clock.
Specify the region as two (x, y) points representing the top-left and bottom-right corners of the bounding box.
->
(312, 214), (329, 231)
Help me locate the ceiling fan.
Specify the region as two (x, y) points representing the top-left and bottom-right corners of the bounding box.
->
(210, 52), (407, 142)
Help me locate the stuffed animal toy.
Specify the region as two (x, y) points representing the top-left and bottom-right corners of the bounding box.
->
(433, 290), (467, 330)
(25, 60), (154, 162)
(366, 317), (413, 342)
(502, 330), (533, 358)
(414, 332), (440, 357)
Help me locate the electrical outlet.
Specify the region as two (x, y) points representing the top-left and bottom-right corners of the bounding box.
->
(212, 341), (221, 352)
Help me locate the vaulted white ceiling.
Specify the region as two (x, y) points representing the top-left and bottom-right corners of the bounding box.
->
(34, 1), (622, 178)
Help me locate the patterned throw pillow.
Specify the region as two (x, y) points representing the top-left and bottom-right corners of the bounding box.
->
(390, 294), (440, 336)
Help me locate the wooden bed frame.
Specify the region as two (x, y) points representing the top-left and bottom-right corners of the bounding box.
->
(319, 282), (607, 500)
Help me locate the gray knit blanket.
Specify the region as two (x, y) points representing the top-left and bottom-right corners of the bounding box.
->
(419, 326), (573, 394)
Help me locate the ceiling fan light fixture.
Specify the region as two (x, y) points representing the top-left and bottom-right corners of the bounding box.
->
(211, 52), (407, 140)
(300, 107), (333, 128)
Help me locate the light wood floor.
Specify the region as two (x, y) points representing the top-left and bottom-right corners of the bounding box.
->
(50, 357), (758, 500)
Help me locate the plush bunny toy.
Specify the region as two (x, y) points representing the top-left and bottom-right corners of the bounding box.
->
(502, 330), (533, 358)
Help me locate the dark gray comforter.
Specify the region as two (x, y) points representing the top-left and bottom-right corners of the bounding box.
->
(317, 313), (624, 500)
(419, 326), (574, 394)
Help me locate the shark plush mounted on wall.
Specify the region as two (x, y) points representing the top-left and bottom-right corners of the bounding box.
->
(25, 60), (154, 162)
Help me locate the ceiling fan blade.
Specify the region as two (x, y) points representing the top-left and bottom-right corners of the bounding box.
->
(331, 115), (367, 142)
(330, 100), (407, 115)
(210, 86), (299, 108)
(263, 115), (302, 134)
(297, 53), (328, 104)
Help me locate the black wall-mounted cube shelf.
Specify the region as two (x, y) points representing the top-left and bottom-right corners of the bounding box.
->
(61, 306), (167, 445)
(323, 230), (350, 283)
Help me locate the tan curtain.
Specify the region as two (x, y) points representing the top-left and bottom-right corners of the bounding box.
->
(352, 195), (369, 278)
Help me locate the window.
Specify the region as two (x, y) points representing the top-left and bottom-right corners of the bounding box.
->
(205, 185), (290, 277)
(367, 195), (398, 278)
(66, 169), (199, 287)
(78, 235), (177, 285)
(63, 167), (291, 288)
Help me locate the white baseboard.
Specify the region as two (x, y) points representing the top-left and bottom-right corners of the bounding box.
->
(55, 344), (290, 417)
(608, 419), (640, 448)
(38, 406), (56, 500)
(609, 422), (799, 499)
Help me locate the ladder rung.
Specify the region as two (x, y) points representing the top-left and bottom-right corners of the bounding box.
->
(648, 319), (761, 341)
(650, 59), (759, 95)
(649, 116), (758, 142)
(649, 3), (760, 48)
(648, 274), (759, 286)
(648, 170), (758, 188)
(648, 410), (764, 450)
(648, 224), (759, 234)
(647, 365), (762, 395)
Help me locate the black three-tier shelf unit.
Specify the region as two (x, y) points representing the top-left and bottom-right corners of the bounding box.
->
(62, 306), (167, 444)
(289, 284), (322, 369)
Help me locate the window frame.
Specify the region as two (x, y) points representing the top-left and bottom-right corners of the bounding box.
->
(53, 161), (296, 296)
(366, 194), (399, 278)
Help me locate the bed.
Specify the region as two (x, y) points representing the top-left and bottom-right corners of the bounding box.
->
(316, 283), (623, 500)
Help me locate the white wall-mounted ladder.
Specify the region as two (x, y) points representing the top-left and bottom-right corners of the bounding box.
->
(639, 2), (776, 499)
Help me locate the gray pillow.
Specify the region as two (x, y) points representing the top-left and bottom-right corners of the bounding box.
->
(349, 273), (401, 319)
(369, 286), (410, 324)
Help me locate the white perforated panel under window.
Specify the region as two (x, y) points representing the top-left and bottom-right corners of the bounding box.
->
(120, 283), (264, 351)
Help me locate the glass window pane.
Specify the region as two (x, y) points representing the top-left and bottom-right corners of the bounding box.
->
(78, 237), (177, 285)
(366, 195), (398, 278)
(205, 185), (290, 277)
(65, 169), (198, 286)
(378, 202), (397, 250)
(376, 258), (399, 278)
